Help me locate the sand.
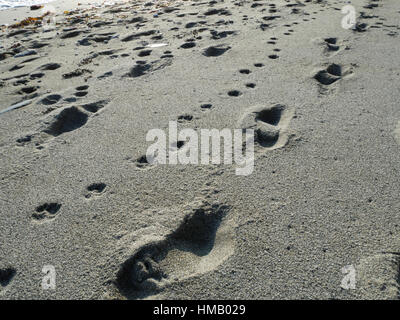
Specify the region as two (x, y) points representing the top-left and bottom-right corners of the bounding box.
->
(0, 0), (400, 300)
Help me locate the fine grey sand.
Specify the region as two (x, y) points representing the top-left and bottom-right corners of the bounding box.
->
(0, 0), (399, 300)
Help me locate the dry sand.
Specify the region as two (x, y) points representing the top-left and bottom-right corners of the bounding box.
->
(0, 0), (400, 299)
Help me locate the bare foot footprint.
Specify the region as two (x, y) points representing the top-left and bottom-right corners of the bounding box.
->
(114, 201), (234, 299)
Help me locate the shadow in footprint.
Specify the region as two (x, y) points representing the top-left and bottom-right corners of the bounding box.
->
(39, 94), (62, 106)
(239, 69), (251, 74)
(75, 91), (88, 97)
(180, 42), (196, 49)
(0, 267), (16, 287)
(255, 105), (283, 126)
(210, 30), (237, 40)
(228, 90), (242, 97)
(202, 45), (231, 57)
(81, 100), (109, 113)
(87, 183), (106, 193)
(44, 107), (88, 137)
(32, 203), (61, 222)
(239, 104), (294, 151)
(200, 103), (212, 110)
(314, 63), (345, 86)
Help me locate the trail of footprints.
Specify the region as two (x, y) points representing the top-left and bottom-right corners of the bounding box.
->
(124, 0), (395, 300)
(118, 11), (297, 301)
(112, 0), (387, 299)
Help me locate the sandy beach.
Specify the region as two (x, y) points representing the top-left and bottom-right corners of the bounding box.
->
(0, 0), (400, 300)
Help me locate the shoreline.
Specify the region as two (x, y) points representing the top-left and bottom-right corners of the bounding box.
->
(0, 0), (56, 10)
(0, 0), (117, 25)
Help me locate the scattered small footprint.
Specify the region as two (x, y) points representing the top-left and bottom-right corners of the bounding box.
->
(32, 202), (62, 222)
(85, 183), (107, 198)
(245, 83), (256, 89)
(178, 114), (193, 122)
(200, 103), (212, 110)
(239, 69), (251, 74)
(43, 106), (89, 137)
